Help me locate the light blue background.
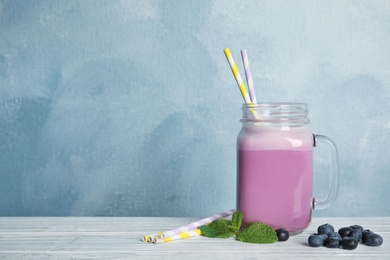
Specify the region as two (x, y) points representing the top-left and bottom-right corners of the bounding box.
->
(1, 0), (389, 217)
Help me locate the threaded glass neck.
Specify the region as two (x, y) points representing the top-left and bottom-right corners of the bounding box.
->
(241, 102), (310, 126)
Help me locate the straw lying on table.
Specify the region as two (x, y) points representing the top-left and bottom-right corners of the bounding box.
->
(153, 229), (202, 244)
(142, 209), (236, 244)
(160, 209), (236, 239)
(141, 232), (162, 242)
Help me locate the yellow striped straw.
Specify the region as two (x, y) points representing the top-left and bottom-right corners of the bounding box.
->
(224, 48), (260, 121)
(153, 229), (202, 244)
(224, 48), (252, 104)
(141, 232), (162, 243)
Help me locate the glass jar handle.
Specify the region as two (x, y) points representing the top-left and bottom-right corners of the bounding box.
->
(312, 134), (340, 210)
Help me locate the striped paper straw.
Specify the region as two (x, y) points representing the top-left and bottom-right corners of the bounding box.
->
(241, 49), (257, 103)
(153, 229), (202, 244)
(223, 48), (251, 104)
(224, 48), (260, 121)
(141, 232), (162, 242)
(160, 209), (236, 239)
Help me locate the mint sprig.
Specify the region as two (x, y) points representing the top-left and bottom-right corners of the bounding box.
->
(237, 222), (278, 243)
(199, 219), (236, 238)
(229, 211), (242, 233)
(199, 211), (278, 244)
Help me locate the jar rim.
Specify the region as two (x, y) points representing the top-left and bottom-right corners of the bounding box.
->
(242, 102), (308, 109)
(241, 102), (309, 126)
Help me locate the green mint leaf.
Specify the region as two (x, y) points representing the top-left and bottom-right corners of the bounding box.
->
(236, 222), (278, 244)
(216, 229), (236, 238)
(229, 211), (243, 233)
(199, 219), (236, 239)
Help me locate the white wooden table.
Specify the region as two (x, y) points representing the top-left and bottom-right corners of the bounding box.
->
(0, 217), (389, 259)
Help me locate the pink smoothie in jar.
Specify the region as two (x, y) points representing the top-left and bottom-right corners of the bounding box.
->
(237, 102), (339, 234)
(237, 103), (314, 234)
(237, 126), (313, 233)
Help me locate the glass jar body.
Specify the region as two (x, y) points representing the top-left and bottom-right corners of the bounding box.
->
(237, 103), (314, 234)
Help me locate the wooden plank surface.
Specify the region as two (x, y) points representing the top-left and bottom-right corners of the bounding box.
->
(0, 217), (389, 259)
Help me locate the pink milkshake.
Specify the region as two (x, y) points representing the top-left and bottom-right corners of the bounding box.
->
(237, 103), (314, 234)
(237, 128), (313, 233)
(237, 103), (339, 234)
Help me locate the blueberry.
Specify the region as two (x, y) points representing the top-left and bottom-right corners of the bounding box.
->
(329, 231), (342, 240)
(350, 225), (364, 233)
(362, 229), (374, 243)
(324, 236), (341, 248)
(350, 229), (362, 241)
(317, 223), (335, 236)
(338, 227), (354, 238)
(341, 237), (359, 250)
(364, 233), (383, 247)
(308, 234), (326, 247)
(275, 228), (289, 242)
(318, 234), (328, 240)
